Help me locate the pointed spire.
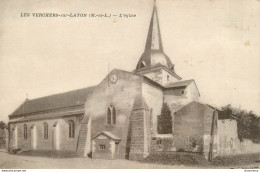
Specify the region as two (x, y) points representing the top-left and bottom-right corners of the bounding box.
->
(145, 0), (163, 51)
(135, 0), (181, 80)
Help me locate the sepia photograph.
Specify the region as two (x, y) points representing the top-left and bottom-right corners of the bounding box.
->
(0, 0), (259, 170)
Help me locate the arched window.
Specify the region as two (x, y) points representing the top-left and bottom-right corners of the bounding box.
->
(107, 108), (111, 124)
(107, 105), (116, 125)
(112, 106), (116, 124)
(43, 123), (48, 139)
(24, 124), (27, 139)
(68, 120), (75, 138)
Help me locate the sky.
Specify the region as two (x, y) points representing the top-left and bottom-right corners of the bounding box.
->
(0, 0), (259, 122)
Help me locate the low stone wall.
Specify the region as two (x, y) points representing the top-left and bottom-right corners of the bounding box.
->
(237, 139), (260, 154)
(150, 134), (175, 152)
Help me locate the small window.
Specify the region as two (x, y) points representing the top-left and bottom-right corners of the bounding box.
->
(43, 123), (48, 139)
(181, 90), (184, 94)
(24, 124), (27, 139)
(68, 120), (75, 138)
(99, 144), (106, 150)
(167, 75), (169, 81)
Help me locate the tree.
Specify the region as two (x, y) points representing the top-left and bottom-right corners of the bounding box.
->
(221, 105), (260, 143)
(157, 103), (172, 134)
(0, 121), (7, 149)
(0, 121), (7, 130)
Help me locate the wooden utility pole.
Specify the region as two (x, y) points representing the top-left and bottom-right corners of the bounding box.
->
(209, 109), (217, 162)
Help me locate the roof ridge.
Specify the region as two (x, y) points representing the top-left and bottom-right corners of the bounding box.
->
(175, 79), (194, 83)
(9, 85), (97, 117)
(9, 100), (26, 117)
(92, 131), (121, 141)
(165, 79), (194, 88)
(25, 85), (96, 102)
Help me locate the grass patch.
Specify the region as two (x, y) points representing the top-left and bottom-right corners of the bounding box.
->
(140, 152), (211, 167)
(140, 152), (260, 167)
(17, 150), (79, 158)
(212, 153), (260, 167)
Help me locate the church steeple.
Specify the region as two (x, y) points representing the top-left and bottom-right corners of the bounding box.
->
(145, 0), (163, 51)
(135, 0), (182, 84)
(135, 0), (175, 72)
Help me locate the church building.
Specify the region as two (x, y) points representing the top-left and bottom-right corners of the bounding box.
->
(8, 2), (239, 161)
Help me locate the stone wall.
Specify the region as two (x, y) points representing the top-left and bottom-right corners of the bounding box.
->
(237, 139), (260, 154)
(161, 69), (181, 85)
(84, 69), (142, 159)
(164, 82), (199, 115)
(164, 82), (199, 133)
(138, 68), (180, 86)
(164, 87), (187, 113)
(142, 79), (163, 135)
(217, 119), (240, 156)
(92, 137), (113, 159)
(174, 102), (205, 153)
(217, 119), (260, 156)
(9, 114), (82, 152)
(187, 82), (200, 102)
(129, 107), (150, 160)
(150, 134), (175, 152)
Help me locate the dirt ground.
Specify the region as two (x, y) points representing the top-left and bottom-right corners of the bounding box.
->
(0, 150), (259, 169)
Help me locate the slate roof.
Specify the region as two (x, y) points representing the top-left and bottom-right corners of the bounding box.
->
(165, 79), (194, 88)
(134, 3), (182, 80)
(136, 51), (175, 72)
(10, 86), (96, 117)
(9, 109), (85, 123)
(218, 109), (237, 120)
(135, 63), (182, 80)
(92, 131), (121, 141)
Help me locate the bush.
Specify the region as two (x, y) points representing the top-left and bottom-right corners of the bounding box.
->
(221, 105), (260, 143)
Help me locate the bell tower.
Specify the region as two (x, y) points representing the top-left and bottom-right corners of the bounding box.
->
(134, 0), (181, 86)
